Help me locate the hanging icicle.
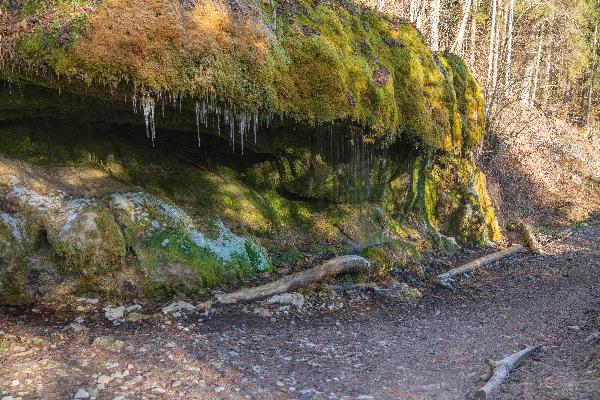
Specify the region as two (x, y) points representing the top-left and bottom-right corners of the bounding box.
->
(141, 96), (156, 147)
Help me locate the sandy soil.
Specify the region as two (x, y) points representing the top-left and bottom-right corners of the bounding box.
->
(1, 226), (599, 400)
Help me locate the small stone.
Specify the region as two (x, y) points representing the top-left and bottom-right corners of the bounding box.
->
(253, 307), (273, 317)
(161, 239), (170, 248)
(276, 381), (284, 387)
(1, 396), (14, 400)
(266, 293), (305, 308)
(76, 297), (99, 305)
(567, 325), (581, 331)
(92, 337), (125, 353)
(356, 396), (374, 400)
(97, 375), (112, 385)
(125, 313), (147, 322)
(161, 301), (197, 315)
(10, 380), (19, 387)
(214, 386), (225, 393)
(104, 306), (126, 321)
(73, 388), (90, 399)
(67, 322), (88, 332)
(585, 331), (600, 344)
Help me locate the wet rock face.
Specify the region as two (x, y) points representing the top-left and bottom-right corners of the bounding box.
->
(0, 159), (270, 304)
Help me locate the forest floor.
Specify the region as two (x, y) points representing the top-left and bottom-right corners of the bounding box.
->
(1, 225), (599, 400)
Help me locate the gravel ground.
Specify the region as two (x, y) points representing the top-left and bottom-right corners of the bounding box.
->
(1, 226), (599, 400)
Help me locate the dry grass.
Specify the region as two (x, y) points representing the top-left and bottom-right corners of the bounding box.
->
(482, 102), (600, 226)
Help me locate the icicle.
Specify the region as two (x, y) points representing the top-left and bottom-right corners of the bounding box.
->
(253, 112), (258, 144)
(132, 95), (138, 114)
(195, 102), (201, 148)
(142, 97), (156, 147)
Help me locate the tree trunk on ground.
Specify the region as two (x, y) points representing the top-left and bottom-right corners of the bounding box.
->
(199, 255), (371, 308)
(473, 346), (538, 399)
(437, 245), (524, 287)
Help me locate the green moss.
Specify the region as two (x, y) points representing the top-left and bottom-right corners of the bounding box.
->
(2, 0), (485, 153)
(48, 206), (126, 282)
(0, 218), (29, 305)
(362, 246), (394, 276)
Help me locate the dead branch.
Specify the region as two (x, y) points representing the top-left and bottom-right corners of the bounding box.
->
(472, 346), (538, 399)
(437, 245), (524, 287)
(199, 255), (371, 309)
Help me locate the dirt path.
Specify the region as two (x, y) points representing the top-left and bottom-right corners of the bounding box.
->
(1, 227), (599, 400)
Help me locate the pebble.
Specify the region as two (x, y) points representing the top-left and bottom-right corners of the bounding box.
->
(73, 388), (90, 399)
(266, 293), (305, 308)
(161, 301), (196, 315)
(97, 375), (112, 385)
(10, 380), (19, 387)
(214, 386), (225, 393)
(356, 396), (374, 400)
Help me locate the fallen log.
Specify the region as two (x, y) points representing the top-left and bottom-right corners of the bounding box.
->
(437, 244), (524, 287)
(199, 255), (371, 309)
(472, 346), (538, 399)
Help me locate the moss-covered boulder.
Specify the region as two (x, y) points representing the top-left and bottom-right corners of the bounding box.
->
(0, 0), (502, 306)
(110, 192), (270, 295)
(0, 212), (28, 305)
(46, 199), (126, 280)
(1, 0), (483, 154)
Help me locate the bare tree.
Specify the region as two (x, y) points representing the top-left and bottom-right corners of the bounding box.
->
(452, 0), (473, 56)
(587, 24), (598, 126)
(531, 27), (545, 106)
(503, 0), (515, 97)
(430, 0), (441, 51)
(487, 0), (499, 89)
(469, 0), (478, 67)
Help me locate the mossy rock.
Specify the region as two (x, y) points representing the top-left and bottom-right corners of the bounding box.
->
(109, 192), (271, 294)
(0, 214), (29, 305)
(1, 0), (484, 154)
(46, 200), (127, 280)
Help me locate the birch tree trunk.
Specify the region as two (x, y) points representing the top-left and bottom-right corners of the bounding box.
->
(410, 0), (419, 22)
(416, 1), (426, 30)
(452, 0), (473, 56)
(376, 0), (385, 12)
(521, 58), (535, 105)
(431, 0), (441, 52)
(490, 0), (503, 108)
(531, 29), (545, 106)
(542, 35), (553, 111)
(469, 0), (478, 67)
(486, 0), (498, 90)
(503, 0), (515, 97)
(587, 25), (598, 126)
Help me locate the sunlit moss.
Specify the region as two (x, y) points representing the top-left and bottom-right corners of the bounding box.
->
(3, 0), (484, 153)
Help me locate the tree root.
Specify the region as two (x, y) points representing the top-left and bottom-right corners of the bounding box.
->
(471, 346), (538, 399)
(198, 255), (371, 309)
